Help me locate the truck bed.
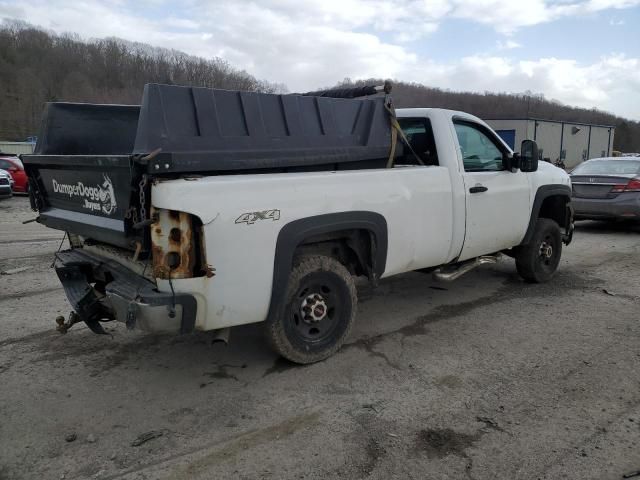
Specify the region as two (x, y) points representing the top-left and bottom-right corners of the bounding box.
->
(23, 83), (399, 250)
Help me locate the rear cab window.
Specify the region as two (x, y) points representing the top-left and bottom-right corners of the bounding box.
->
(398, 118), (439, 166)
(453, 120), (507, 172)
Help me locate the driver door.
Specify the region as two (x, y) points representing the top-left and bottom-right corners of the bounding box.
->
(454, 120), (531, 261)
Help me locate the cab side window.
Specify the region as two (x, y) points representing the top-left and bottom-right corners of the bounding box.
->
(454, 121), (505, 172)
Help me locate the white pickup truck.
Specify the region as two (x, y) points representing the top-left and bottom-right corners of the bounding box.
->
(24, 84), (573, 364)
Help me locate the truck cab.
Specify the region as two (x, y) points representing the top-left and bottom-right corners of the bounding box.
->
(397, 108), (572, 262)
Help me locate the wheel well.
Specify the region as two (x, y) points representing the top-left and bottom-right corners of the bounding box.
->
(520, 187), (572, 246)
(295, 229), (376, 279)
(538, 195), (570, 228)
(268, 211), (387, 321)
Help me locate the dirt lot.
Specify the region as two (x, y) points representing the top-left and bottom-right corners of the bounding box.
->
(1, 195), (639, 480)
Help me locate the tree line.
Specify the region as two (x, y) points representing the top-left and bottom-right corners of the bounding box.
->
(0, 22), (284, 141)
(0, 22), (638, 152)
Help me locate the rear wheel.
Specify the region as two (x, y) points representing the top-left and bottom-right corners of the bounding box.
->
(515, 218), (562, 283)
(265, 255), (356, 364)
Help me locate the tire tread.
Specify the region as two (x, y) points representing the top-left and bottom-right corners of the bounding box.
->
(515, 218), (562, 283)
(265, 255), (357, 364)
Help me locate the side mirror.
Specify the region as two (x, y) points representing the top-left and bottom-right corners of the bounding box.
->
(520, 139), (539, 172)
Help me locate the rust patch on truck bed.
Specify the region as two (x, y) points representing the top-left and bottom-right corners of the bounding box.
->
(151, 208), (198, 279)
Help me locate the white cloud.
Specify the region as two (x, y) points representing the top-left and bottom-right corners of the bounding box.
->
(497, 40), (523, 49)
(448, 0), (640, 34)
(400, 54), (640, 119)
(0, 0), (639, 118)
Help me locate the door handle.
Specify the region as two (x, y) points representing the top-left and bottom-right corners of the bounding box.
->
(469, 185), (488, 194)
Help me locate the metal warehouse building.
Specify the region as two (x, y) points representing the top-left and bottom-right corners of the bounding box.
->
(0, 141), (35, 155)
(485, 118), (615, 170)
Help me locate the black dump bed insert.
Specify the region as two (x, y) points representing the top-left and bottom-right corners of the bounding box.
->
(133, 83), (395, 173)
(34, 102), (140, 156)
(23, 83), (398, 249)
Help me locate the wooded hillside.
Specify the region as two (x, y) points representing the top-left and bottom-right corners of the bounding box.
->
(0, 23), (282, 141)
(0, 22), (638, 152)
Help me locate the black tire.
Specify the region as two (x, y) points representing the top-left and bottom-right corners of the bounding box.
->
(515, 218), (562, 283)
(265, 255), (357, 364)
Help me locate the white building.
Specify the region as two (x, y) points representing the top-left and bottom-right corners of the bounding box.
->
(484, 118), (615, 170)
(0, 141), (35, 155)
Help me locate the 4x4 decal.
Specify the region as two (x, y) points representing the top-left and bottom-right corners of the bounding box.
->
(235, 209), (281, 225)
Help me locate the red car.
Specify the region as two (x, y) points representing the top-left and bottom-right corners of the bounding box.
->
(0, 156), (28, 193)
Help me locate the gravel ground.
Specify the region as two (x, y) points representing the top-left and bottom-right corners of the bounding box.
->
(1, 195), (639, 480)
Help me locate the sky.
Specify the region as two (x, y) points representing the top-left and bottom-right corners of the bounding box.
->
(1, 0), (639, 119)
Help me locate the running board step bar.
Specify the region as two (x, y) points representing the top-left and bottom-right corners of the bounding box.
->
(432, 255), (500, 282)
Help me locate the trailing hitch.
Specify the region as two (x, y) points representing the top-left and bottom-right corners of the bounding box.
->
(55, 310), (109, 335)
(55, 263), (115, 335)
(55, 312), (81, 334)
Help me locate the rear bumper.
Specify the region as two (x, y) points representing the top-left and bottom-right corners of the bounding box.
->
(54, 249), (197, 334)
(572, 193), (640, 220)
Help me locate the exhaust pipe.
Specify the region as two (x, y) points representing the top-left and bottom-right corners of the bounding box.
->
(432, 255), (500, 283)
(211, 327), (230, 345)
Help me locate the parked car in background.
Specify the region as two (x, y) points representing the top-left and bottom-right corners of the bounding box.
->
(0, 155), (28, 193)
(0, 169), (13, 199)
(570, 157), (640, 221)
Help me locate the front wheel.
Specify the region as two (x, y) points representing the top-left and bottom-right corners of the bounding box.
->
(515, 218), (562, 283)
(265, 255), (357, 364)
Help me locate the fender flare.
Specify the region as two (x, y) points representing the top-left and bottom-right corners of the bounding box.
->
(267, 211), (388, 319)
(521, 184), (572, 245)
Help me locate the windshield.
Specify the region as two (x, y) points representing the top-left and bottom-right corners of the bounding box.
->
(572, 159), (640, 175)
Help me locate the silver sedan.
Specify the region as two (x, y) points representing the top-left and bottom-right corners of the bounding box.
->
(571, 157), (640, 221)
